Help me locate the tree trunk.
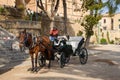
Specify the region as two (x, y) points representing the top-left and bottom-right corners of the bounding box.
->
(37, 0), (60, 34)
(63, 0), (67, 35)
(85, 35), (91, 48)
(15, 0), (27, 17)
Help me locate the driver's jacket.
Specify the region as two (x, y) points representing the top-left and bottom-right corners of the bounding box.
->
(50, 29), (58, 37)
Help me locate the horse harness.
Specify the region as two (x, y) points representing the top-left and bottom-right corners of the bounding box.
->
(38, 37), (52, 52)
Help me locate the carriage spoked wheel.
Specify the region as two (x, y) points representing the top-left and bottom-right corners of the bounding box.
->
(79, 47), (88, 64)
(59, 52), (66, 68)
(65, 56), (70, 63)
(38, 54), (46, 67)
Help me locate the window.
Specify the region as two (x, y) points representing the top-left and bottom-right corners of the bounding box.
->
(103, 26), (107, 30)
(119, 24), (120, 29)
(111, 18), (114, 30)
(104, 19), (106, 23)
(118, 19), (120, 21)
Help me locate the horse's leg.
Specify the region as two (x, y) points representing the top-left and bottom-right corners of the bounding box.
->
(19, 44), (22, 52)
(48, 51), (51, 68)
(19, 43), (25, 52)
(43, 55), (46, 66)
(48, 59), (51, 68)
(34, 52), (38, 71)
(30, 54), (34, 71)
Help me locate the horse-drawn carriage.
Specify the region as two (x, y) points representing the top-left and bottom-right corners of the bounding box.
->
(19, 31), (88, 71)
(38, 36), (88, 68)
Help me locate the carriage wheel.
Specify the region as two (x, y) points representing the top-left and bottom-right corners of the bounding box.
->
(38, 54), (46, 67)
(79, 48), (88, 64)
(65, 56), (70, 63)
(59, 52), (66, 68)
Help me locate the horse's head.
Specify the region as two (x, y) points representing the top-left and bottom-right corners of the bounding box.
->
(19, 31), (33, 48)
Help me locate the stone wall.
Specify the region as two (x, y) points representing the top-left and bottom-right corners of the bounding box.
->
(0, 20), (82, 37)
(0, 20), (42, 36)
(0, 20), (104, 44)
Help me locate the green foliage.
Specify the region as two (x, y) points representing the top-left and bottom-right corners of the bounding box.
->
(81, 15), (101, 37)
(116, 0), (120, 4)
(23, 15), (30, 20)
(82, 0), (104, 11)
(100, 38), (107, 44)
(85, 15), (101, 27)
(77, 30), (83, 36)
(81, 0), (104, 47)
(89, 3), (103, 11)
(82, 0), (94, 10)
(110, 40), (114, 44)
(0, 7), (5, 14)
(105, 0), (120, 17)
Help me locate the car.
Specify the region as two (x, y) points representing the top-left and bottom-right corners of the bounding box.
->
(0, 26), (16, 50)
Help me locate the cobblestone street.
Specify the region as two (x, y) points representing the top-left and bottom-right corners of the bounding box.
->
(0, 44), (120, 80)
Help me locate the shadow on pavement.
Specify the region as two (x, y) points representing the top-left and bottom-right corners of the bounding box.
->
(40, 47), (120, 80)
(1, 44), (120, 80)
(0, 46), (29, 74)
(23, 77), (79, 80)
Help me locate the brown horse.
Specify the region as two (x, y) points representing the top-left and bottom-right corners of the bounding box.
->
(19, 31), (54, 72)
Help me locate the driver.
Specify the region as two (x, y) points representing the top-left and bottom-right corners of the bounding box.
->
(49, 26), (59, 43)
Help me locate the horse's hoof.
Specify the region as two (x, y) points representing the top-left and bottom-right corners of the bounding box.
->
(48, 66), (50, 69)
(40, 63), (46, 67)
(33, 67), (39, 73)
(27, 68), (31, 71)
(27, 68), (33, 71)
(31, 68), (34, 71)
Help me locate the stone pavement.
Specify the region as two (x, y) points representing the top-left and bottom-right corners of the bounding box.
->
(88, 44), (120, 54)
(0, 44), (119, 68)
(0, 44), (120, 80)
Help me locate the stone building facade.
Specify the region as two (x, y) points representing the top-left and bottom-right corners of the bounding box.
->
(97, 13), (120, 44)
(0, 0), (88, 36)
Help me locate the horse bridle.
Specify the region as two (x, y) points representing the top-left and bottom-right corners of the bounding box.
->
(24, 33), (35, 49)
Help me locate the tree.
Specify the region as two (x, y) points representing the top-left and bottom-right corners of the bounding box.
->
(63, 0), (67, 34)
(37, 0), (59, 19)
(37, 0), (60, 34)
(15, 0), (30, 17)
(37, 0), (68, 35)
(105, 0), (120, 16)
(15, 0), (25, 15)
(81, 0), (103, 47)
